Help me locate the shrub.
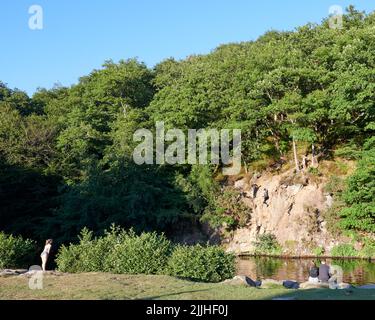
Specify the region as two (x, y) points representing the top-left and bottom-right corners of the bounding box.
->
(324, 175), (345, 194)
(338, 147), (375, 233)
(334, 145), (361, 160)
(201, 187), (251, 230)
(0, 232), (36, 269)
(56, 228), (113, 273)
(252, 233), (282, 256)
(105, 230), (172, 274)
(359, 239), (375, 259)
(308, 167), (320, 176)
(56, 226), (172, 274)
(312, 246), (325, 257)
(56, 227), (235, 282)
(166, 244), (235, 283)
(330, 244), (358, 258)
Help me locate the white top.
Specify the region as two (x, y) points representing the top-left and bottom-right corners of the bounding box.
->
(42, 243), (51, 255)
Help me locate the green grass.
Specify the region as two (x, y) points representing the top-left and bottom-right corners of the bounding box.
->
(1, 273), (375, 300)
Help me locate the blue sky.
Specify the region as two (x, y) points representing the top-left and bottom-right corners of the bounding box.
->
(1, 0), (374, 96)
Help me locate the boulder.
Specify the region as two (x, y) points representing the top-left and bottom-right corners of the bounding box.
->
(329, 282), (339, 290)
(260, 279), (284, 288)
(358, 284), (375, 289)
(299, 281), (330, 290)
(283, 280), (300, 289)
(0, 270), (15, 277)
(222, 275), (257, 287)
(0, 269), (28, 277)
(234, 180), (245, 190)
(337, 283), (353, 290)
(19, 270), (64, 278)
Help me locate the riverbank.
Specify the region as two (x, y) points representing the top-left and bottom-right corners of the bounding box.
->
(1, 273), (375, 300)
(238, 254), (375, 261)
(237, 256), (375, 286)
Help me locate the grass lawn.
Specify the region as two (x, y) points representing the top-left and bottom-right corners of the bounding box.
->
(1, 273), (375, 300)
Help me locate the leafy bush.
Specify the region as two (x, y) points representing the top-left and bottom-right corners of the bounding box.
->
(252, 233), (282, 256)
(312, 246), (325, 257)
(56, 226), (172, 274)
(334, 145), (361, 160)
(57, 227), (235, 283)
(324, 175), (345, 194)
(338, 147), (375, 233)
(359, 239), (375, 259)
(0, 232), (36, 269)
(308, 167), (320, 176)
(201, 187), (251, 230)
(56, 228), (114, 273)
(330, 244), (358, 257)
(166, 244), (235, 283)
(105, 229), (172, 274)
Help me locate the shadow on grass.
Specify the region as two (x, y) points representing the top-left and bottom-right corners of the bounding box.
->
(269, 288), (375, 301)
(140, 289), (213, 300)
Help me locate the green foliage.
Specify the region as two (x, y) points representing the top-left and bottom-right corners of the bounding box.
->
(56, 227), (172, 274)
(56, 228), (111, 273)
(166, 244), (235, 282)
(359, 239), (375, 258)
(338, 145), (375, 233)
(201, 187), (251, 230)
(308, 167), (320, 176)
(334, 144), (362, 160)
(312, 246), (325, 257)
(0, 157), (60, 239)
(1, 8), (375, 245)
(105, 229), (172, 274)
(330, 244), (358, 257)
(46, 163), (190, 243)
(0, 232), (36, 269)
(325, 175), (345, 194)
(56, 227), (235, 283)
(252, 234), (282, 256)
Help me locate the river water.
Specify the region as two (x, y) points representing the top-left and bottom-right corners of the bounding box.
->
(237, 256), (375, 285)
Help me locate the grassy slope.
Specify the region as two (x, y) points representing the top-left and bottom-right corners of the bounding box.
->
(1, 273), (375, 300)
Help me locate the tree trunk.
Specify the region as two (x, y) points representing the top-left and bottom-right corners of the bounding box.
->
(293, 137), (300, 172)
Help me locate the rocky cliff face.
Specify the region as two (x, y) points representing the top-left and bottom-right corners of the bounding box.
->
(224, 170), (341, 256)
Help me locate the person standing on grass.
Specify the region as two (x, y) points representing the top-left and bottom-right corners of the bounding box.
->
(40, 239), (53, 271)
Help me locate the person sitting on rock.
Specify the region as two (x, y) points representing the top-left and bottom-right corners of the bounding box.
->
(308, 261), (319, 283)
(318, 260), (331, 283)
(251, 184), (259, 199)
(263, 188), (269, 207)
(328, 269), (339, 289)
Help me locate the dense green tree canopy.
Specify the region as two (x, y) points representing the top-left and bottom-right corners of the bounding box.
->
(0, 7), (374, 243)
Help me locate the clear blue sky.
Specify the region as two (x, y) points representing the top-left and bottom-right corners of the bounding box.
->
(1, 0), (374, 96)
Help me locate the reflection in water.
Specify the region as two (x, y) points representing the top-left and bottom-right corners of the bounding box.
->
(237, 257), (375, 285)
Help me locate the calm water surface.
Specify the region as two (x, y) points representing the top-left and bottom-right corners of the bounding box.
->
(237, 257), (375, 285)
